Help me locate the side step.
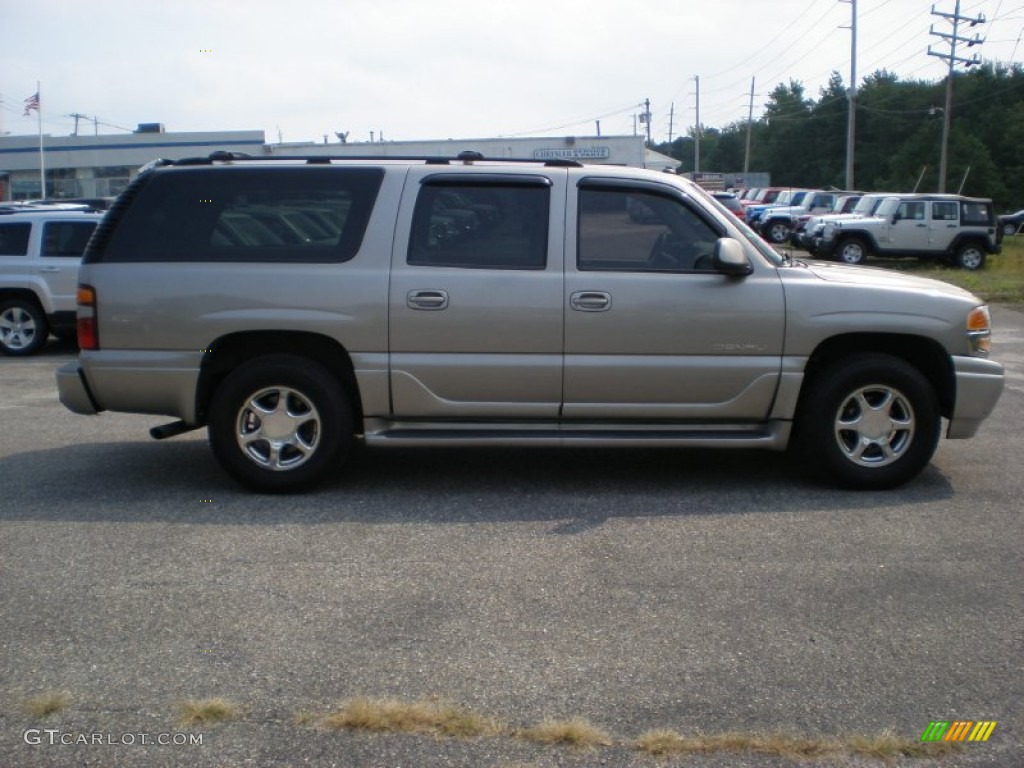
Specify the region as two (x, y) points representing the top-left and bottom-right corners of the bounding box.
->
(364, 424), (790, 451)
(150, 420), (201, 440)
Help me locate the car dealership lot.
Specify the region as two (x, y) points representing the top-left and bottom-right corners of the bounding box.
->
(1, 309), (1022, 767)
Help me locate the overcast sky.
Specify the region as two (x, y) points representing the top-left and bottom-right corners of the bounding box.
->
(1, 0), (1021, 145)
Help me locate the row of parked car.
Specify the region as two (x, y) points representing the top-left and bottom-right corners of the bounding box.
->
(710, 186), (1007, 270)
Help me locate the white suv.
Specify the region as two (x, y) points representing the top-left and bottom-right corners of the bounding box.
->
(0, 209), (104, 355)
(816, 194), (1001, 269)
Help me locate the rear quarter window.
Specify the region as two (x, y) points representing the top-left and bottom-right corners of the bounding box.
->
(0, 223), (31, 256)
(42, 221), (98, 257)
(94, 166), (384, 263)
(961, 202), (992, 226)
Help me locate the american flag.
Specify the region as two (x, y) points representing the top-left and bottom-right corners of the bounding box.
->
(23, 91), (40, 117)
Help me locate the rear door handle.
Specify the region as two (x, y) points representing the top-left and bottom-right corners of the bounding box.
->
(39, 266), (61, 272)
(570, 291), (611, 312)
(407, 290), (449, 310)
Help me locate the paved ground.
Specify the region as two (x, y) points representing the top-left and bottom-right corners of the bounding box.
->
(1, 307), (1021, 767)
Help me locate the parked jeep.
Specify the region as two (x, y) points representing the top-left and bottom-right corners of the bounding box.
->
(0, 208), (104, 355)
(56, 153), (1003, 492)
(815, 194), (1001, 269)
(758, 189), (848, 245)
(796, 193), (891, 253)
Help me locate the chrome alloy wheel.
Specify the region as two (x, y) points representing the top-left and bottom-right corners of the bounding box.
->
(833, 384), (915, 467)
(235, 386), (321, 470)
(0, 305), (38, 351)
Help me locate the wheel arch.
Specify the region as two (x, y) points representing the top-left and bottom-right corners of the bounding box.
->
(798, 333), (954, 420)
(0, 287), (47, 312)
(948, 233), (993, 256)
(195, 331), (363, 429)
(834, 229), (879, 253)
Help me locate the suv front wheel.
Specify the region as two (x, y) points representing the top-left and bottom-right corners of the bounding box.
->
(763, 220), (791, 244)
(796, 354), (940, 489)
(835, 237), (869, 265)
(208, 355), (353, 493)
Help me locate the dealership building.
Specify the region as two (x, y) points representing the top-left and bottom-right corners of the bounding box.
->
(0, 126), (677, 200)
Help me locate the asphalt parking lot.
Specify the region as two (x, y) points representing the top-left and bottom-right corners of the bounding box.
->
(1, 307), (1021, 767)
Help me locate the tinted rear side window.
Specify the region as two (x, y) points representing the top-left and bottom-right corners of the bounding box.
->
(42, 221), (98, 257)
(0, 223), (31, 256)
(96, 166), (383, 263)
(408, 182), (549, 269)
(961, 202), (992, 226)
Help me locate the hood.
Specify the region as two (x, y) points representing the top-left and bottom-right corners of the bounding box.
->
(797, 259), (980, 300)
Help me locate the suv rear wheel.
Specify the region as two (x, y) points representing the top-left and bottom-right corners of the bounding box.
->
(952, 242), (986, 271)
(797, 354), (940, 489)
(208, 355), (353, 493)
(0, 298), (48, 356)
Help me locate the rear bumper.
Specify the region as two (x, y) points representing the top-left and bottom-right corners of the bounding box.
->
(56, 362), (101, 415)
(947, 356), (1005, 438)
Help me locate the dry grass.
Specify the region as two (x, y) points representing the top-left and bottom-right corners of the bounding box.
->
(292, 711), (318, 726)
(635, 728), (961, 759)
(322, 697), (499, 740)
(516, 718), (614, 750)
(848, 731), (961, 759)
(176, 697), (238, 726)
(636, 730), (843, 758)
(23, 692), (70, 718)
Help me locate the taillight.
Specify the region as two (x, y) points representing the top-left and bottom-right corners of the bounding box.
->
(77, 284), (98, 350)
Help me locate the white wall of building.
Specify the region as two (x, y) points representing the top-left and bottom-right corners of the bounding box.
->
(0, 129), (677, 200)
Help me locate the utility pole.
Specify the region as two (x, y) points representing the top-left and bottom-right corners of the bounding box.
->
(68, 112), (89, 137)
(693, 75), (701, 174)
(841, 0), (857, 189)
(928, 0), (985, 192)
(744, 78), (755, 175)
(668, 102), (675, 144)
(643, 98), (652, 147)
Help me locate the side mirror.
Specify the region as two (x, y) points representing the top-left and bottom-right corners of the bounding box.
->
(892, 213), (901, 224)
(713, 238), (753, 276)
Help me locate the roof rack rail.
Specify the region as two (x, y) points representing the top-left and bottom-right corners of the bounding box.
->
(164, 152), (584, 169)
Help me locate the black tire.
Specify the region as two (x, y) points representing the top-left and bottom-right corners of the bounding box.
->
(834, 237), (869, 265)
(952, 242), (986, 271)
(0, 298), (49, 356)
(764, 219), (790, 244)
(795, 354), (940, 489)
(208, 355), (353, 493)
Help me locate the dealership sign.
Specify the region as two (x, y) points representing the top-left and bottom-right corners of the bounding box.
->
(534, 147), (611, 160)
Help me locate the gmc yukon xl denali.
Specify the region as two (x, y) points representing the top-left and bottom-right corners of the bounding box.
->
(56, 153), (1004, 492)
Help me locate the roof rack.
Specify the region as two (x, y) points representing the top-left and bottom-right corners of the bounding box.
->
(165, 151), (584, 169)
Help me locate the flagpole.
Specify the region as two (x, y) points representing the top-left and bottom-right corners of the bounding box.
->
(37, 81), (45, 200)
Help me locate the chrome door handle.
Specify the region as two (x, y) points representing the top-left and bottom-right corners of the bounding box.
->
(570, 291), (611, 312)
(39, 266), (61, 272)
(407, 290), (449, 310)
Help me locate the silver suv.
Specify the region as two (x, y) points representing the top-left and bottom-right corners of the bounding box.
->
(0, 208), (103, 355)
(56, 153), (1004, 492)
(815, 194), (1002, 269)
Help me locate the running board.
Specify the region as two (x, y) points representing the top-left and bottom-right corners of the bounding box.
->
(150, 420), (201, 440)
(363, 423), (791, 451)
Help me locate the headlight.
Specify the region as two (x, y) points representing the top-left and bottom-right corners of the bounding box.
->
(967, 306), (992, 357)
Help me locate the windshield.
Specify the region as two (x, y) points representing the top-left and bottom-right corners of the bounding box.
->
(852, 196), (878, 215)
(688, 182), (785, 266)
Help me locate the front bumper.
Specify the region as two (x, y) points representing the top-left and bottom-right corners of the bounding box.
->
(947, 356), (1005, 438)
